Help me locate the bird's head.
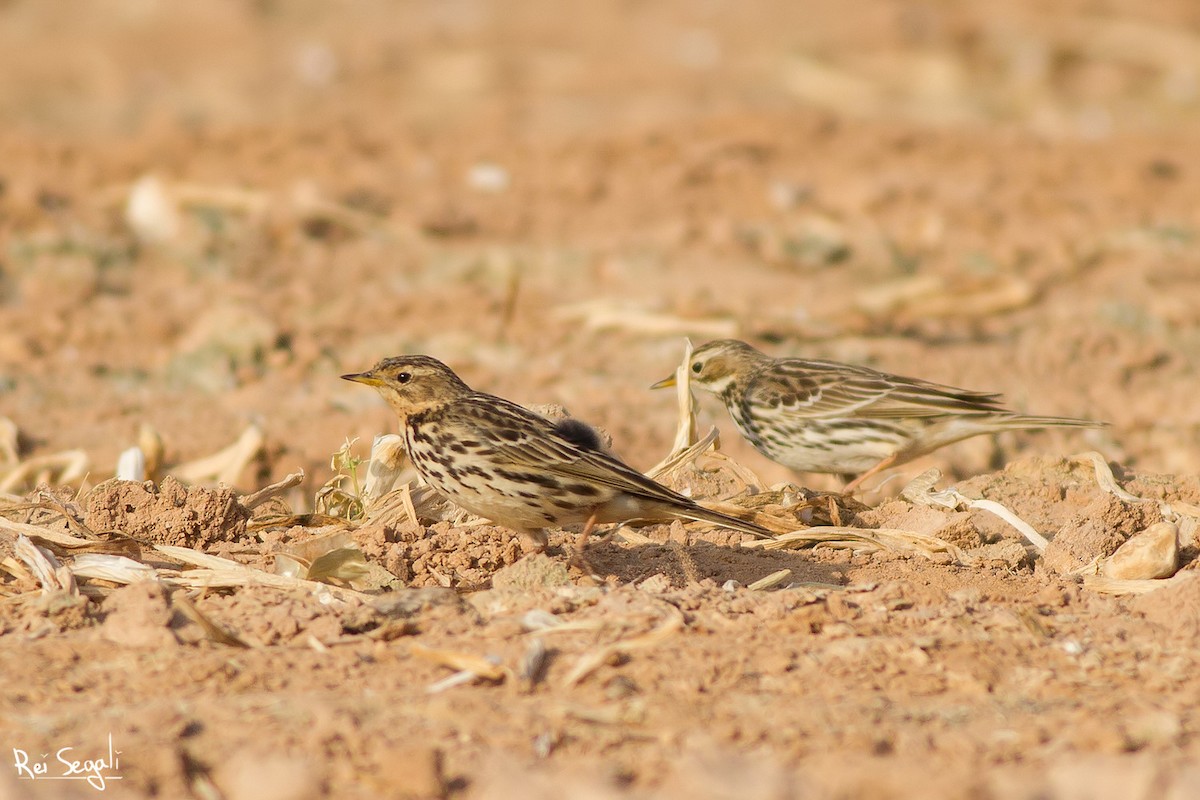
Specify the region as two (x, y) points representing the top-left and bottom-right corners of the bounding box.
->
(341, 355), (471, 419)
(651, 339), (767, 397)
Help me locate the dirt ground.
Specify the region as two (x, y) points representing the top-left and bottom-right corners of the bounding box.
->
(4, 1), (1200, 798)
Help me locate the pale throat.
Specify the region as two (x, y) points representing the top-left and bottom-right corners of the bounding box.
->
(702, 373), (739, 396)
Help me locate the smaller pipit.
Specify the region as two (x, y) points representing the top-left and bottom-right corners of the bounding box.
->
(342, 355), (771, 549)
(653, 339), (1105, 493)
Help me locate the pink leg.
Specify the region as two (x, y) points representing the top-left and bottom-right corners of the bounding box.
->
(571, 510), (602, 579)
(842, 453), (899, 495)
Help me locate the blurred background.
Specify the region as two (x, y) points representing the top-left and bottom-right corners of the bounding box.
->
(5, 0), (1200, 137)
(1, 0), (1198, 496)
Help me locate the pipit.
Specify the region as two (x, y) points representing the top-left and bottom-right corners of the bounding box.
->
(342, 355), (771, 548)
(653, 339), (1104, 493)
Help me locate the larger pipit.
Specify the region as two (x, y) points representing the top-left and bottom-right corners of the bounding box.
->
(342, 355), (771, 548)
(654, 339), (1105, 493)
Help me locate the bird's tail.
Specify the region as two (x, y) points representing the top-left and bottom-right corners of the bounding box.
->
(998, 414), (1107, 431)
(676, 504), (775, 539)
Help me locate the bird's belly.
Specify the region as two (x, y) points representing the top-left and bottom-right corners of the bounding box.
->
(438, 482), (570, 530)
(752, 421), (913, 474)
(407, 439), (607, 530)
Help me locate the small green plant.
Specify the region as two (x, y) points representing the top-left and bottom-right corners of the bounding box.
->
(315, 437), (366, 520)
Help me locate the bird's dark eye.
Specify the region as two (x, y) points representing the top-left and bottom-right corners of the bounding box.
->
(691, 362), (703, 374)
(396, 372), (412, 384)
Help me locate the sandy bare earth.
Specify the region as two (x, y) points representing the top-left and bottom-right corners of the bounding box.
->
(3, 1), (1200, 798)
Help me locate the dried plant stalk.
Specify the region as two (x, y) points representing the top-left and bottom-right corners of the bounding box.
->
(647, 339), (699, 477)
(410, 642), (506, 681)
(0, 450), (90, 494)
(14, 535), (77, 595)
(171, 592), (254, 648)
(363, 435), (408, 502)
(0, 417), (19, 465)
(902, 468), (1047, 552)
(647, 427), (719, 482)
(70, 554), (157, 583)
(152, 545), (367, 602)
(743, 525), (969, 564)
(241, 470), (305, 510)
(748, 569), (793, 591)
(172, 425), (264, 486)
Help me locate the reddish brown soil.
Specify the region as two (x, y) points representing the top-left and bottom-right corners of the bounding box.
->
(3, 2), (1200, 798)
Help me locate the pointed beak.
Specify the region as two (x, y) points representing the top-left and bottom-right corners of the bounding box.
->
(650, 374), (677, 390)
(341, 370), (385, 387)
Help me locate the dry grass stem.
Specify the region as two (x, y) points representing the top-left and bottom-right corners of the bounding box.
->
(364, 482), (462, 528)
(15, 535), (77, 595)
(0, 556), (34, 584)
(34, 490), (97, 539)
(743, 526), (969, 563)
(1073, 452), (1200, 542)
(150, 545), (368, 603)
(0, 417), (18, 465)
(398, 483), (421, 528)
(0, 518), (96, 549)
(902, 468), (1048, 552)
(1074, 452), (1145, 504)
(410, 641), (507, 681)
(70, 554), (157, 583)
(172, 425), (265, 486)
(241, 470), (305, 510)
(669, 338), (698, 453)
(363, 435), (408, 501)
(647, 427), (718, 481)
(0, 450), (90, 494)
(611, 526), (656, 545)
(172, 592), (255, 648)
(748, 569), (793, 591)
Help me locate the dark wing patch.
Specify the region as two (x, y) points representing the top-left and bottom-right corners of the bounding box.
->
(441, 393), (706, 511)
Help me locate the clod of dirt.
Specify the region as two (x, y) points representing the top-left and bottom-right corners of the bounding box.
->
(384, 521), (526, 589)
(100, 581), (179, 648)
(491, 553), (571, 589)
(369, 587), (468, 619)
(967, 540), (1030, 570)
(85, 476), (250, 549)
(1102, 521), (1179, 580)
(340, 588), (477, 640)
(1041, 495), (1159, 575)
(857, 501), (983, 549)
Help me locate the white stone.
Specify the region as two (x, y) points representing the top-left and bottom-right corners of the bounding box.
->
(1102, 521), (1179, 580)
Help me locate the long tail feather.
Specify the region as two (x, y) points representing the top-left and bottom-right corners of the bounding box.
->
(676, 505), (774, 539)
(1000, 414), (1106, 430)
